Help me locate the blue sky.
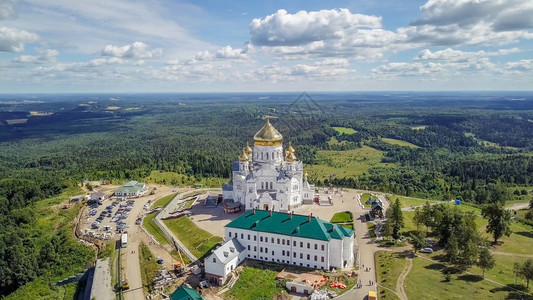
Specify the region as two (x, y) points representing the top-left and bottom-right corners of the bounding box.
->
(0, 0), (532, 92)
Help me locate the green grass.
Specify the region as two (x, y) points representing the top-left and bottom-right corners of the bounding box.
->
(376, 251), (408, 300)
(163, 216), (223, 259)
(327, 136), (351, 146)
(405, 255), (531, 300)
(332, 126), (357, 134)
(381, 138), (420, 149)
(139, 243), (160, 294)
(185, 198), (196, 208)
(150, 193), (177, 209)
(306, 146), (395, 182)
(225, 265), (286, 300)
(142, 213), (171, 245)
(331, 211), (353, 223)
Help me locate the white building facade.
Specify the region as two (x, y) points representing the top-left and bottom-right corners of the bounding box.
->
(223, 118), (314, 212)
(204, 210), (355, 284)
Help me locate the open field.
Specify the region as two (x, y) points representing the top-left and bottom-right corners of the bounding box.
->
(331, 211), (353, 223)
(150, 193), (178, 209)
(411, 125), (428, 130)
(332, 126), (358, 134)
(225, 264), (286, 300)
(376, 251), (408, 300)
(381, 138), (420, 149)
(306, 146), (395, 182)
(163, 216), (223, 259)
(327, 136), (351, 146)
(404, 255), (529, 300)
(142, 213), (171, 245)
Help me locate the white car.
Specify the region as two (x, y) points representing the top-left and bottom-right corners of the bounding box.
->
(420, 247), (434, 253)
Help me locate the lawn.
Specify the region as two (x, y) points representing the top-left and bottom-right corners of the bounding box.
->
(163, 216), (223, 259)
(306, 146), (395, 182)
(376, 251), (409, 300)
(150, 193), (177, 209)
(405, 255), (531, 300)
(381, 138), (420, 149)
(142, 213), (171, 245)
(388, 195), (439, 209)
(332, 126), (358, 134)
(225, 265), (286, 300)
(331, 211), (353, 223)
(139, 243), (160, 294)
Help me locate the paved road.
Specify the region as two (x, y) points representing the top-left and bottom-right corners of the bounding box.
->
(90, 258), (115, 300)
(122, 186), (186, 300)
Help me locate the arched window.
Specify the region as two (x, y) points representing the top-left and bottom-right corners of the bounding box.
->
(266, 152), (269, 160)
(261, 152), (263, 159)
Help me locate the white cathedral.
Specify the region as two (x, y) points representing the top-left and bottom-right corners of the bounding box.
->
(222, 117), (315, 212)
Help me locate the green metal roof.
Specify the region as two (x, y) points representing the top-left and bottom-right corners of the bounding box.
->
(115, 181), (145, 194)
(170, 285), (203, 300)
(225, 210), (354, 241)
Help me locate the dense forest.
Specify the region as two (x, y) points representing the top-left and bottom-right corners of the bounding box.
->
(1, 91), (533, 295)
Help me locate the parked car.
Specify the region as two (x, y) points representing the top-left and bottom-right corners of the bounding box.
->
(420, 247), (434, 253)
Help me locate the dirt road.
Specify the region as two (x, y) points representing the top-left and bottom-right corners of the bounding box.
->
(396, 257), (413, 300)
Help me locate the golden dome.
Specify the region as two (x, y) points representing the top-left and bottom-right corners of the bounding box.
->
(287, 141), (295, 153)
(285, 149), (297, 162)
(238, 148), (249, 161)
(254, 117), (283, 146)
(245, 142), (253, 155)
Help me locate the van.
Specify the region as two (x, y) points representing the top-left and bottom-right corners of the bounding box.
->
(420, 247), (434, 253)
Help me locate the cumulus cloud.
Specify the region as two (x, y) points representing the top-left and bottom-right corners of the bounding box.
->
(404, 0), (533, 46)
(101, 42), (162, 59)
(415, 48), (520, 62)
(0, 0), (17, 19)
(13, 48), (58, 64)
(504, 59), (533, 72)
(250, 9), (381, 46)
(372, 62), (446, 77)
(215, 46), (248, 59)
(248, 9), (394, 60)
(0, 26), (38, 52)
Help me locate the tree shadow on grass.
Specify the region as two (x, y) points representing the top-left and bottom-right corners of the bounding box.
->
(424, 263), (445, 271)
(515, 231), (533, 239)
(489, 284), (533, 300)
(457, 274), (483, 282)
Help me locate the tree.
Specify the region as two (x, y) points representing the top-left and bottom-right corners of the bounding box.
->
(382, 219), (392, 240)
(522, 259), (533, 289)
(477, 247), (495, 278)
(411, 231), (426, 253)
(513, 262), (522, 285)
(388, 198), (404, 240)
(481, 203), (513, 244)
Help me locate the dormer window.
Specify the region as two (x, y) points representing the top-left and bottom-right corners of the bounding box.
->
(223, 251), (229, 257)
(230, 247), (235, 253)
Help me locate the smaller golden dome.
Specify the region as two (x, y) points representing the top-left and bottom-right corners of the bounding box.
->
(285, 149), (297, 162)
(245, 142), (253, 155)
(287, 141), (295, 153)
(304, 172), (308, 178)
(238, 148), (249, 162)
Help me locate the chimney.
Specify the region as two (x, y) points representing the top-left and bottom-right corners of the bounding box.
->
(308, 214), (311, 222)
(253, 208), (256, 215)
(269, 209), (272, 217)
(289, 211), (293, 219)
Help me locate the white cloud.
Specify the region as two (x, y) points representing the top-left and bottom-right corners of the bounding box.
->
(101, 42), (162, 59)
(372, 62), (447, 77)
(0, 0), (17, 20)
(415, 48), (520, 62)
(504, 59), (533, 72)
(250, 9), (381, 46)
(247, 59), (353, 82)
(215, 46), (248, 60)
(0, 26), (38, 52)
(404, 0), (533, 46)
(13, 48), (58, 63)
